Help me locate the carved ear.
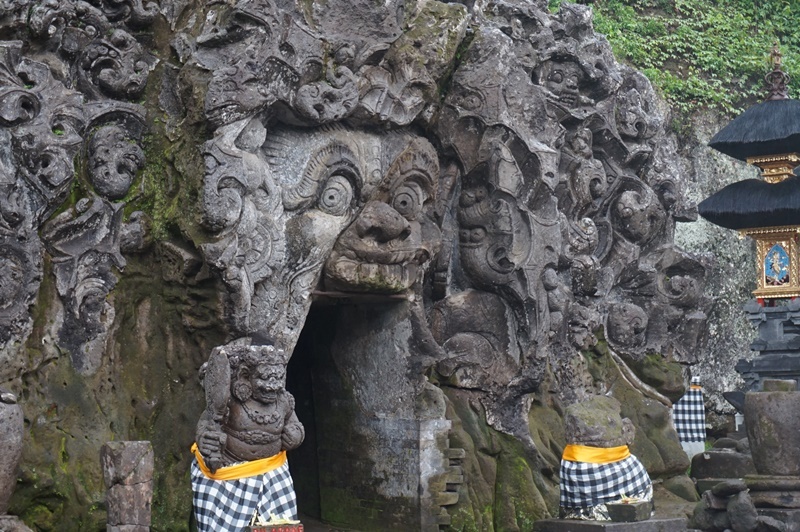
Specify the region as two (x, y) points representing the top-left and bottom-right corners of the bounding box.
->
(622, 417), (636, 446)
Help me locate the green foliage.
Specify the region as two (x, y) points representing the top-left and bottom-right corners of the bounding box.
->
(559, 0), (800, 115)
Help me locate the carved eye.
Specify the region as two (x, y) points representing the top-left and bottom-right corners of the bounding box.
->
(549, 71), (563, 83)
(392, 181), (424, 219)
(318, 173), (353, 216)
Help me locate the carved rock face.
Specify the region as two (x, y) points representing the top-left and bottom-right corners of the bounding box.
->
(88, 125), (144, 200)
(324, 137), (440, 293)
(539, 60), (583, 107)
(457, 186), (523, 287)
(201, 123), (442, 351)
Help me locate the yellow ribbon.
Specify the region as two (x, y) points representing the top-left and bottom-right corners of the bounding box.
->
(690, 385), (702, 390)
(191, 443), (287, 481)
(562, 444), (631, 464)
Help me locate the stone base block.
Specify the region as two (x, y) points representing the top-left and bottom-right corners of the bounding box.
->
(107, 526), (149, 532)
(533, 518), (687, 532)
(691, 451), (755, 480)
(0, 515), (34, 532)
(758, 509), (800, 532)
(606, 501), (652, 522)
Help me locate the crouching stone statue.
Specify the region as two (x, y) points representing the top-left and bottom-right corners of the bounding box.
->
(191, 344), (304, 530)
(559, 396), (653, 521)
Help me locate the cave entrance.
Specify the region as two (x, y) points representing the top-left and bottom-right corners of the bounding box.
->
(286, 305), (333, 522)
(286, 299), (433, 530)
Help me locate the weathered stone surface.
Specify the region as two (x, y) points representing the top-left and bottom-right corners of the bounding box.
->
(728, 490), (758, 532)
(762, 379), (798, 392)
(106, 482), (152, 526)
(101, 441), (153, 528)
(712, 479), (748, 498)
(607, 501), (652, 522)
(100, 441), (153, 487)
(755, 515), (789, 532)
(663, 475), (700, 502)
(0, 0), (712, 528)
(749, 491), (800, 509)
(691, 451), (757, 480)
(0, 391), (23, 515)
(0, 515), (33, 532)
(757, 509), (799, 531)
(745, 392), (800, 476)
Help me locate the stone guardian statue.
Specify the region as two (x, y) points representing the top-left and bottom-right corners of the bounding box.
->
(191, 344), (304, 529)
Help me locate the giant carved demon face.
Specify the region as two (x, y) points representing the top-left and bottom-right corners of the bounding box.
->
(201, 120), (440, 352)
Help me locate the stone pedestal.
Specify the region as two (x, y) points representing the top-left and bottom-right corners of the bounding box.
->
(744, 391), (800, 477)
(101, 441), (154, 531)
(533, 518), (688, 532)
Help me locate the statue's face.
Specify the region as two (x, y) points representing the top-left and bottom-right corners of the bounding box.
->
(250, 363), (286, 404)
(88, 125), (144, 200)
(457, 186), (521, 288)
(542, 61), (583, 106)
(324, 139), (440, 293)
(201, 124), (440, 352)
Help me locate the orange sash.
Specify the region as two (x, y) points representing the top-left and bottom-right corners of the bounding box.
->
(191, 443), (287, 481)
(562, 444), (631, 464)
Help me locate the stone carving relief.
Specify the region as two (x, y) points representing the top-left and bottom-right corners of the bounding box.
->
(0, 0), (713, 527)
(0, 3), (150, 370)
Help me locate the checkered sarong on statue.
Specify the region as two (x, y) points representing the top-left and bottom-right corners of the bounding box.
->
(559, 453), (652, 510)
(673, 380), (706, 443)
(191, 457), (297, 531)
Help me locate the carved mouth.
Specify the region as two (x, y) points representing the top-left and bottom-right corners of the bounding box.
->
(347, 246), (428, 266)
(324, 258), (419, 293)
(559, 94), (578, 106)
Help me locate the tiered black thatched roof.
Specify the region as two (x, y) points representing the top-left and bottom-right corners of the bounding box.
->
(709, 99), (800, 161)
(698, 175), (800, 229)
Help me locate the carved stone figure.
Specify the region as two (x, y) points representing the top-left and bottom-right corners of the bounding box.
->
(192, 344), (303, 529)
(560, 396), (653, 521)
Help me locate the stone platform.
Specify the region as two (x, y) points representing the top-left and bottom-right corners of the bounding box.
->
(533, 518), (687, 532)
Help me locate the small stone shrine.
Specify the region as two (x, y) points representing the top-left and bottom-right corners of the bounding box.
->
(696, 45), (800, 530)
(699, 44), (800, 390)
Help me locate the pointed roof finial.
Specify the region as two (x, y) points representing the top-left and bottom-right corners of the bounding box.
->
(766, 41), (790, 101)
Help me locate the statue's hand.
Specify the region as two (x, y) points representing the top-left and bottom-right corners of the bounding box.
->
(281, 423), (304, 451)
(198, 430), (227, 472)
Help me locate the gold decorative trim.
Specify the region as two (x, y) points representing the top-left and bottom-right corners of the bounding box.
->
(740, 226), (800, 237)
(746, 153), (800, 184)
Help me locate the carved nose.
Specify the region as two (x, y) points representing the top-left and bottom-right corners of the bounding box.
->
(355, 201), (411, 242)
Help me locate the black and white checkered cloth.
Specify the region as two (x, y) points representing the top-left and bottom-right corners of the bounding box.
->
(191, 458), (297, 531)
(673, 380), (706, 443)
(559, 454), (652, 509)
